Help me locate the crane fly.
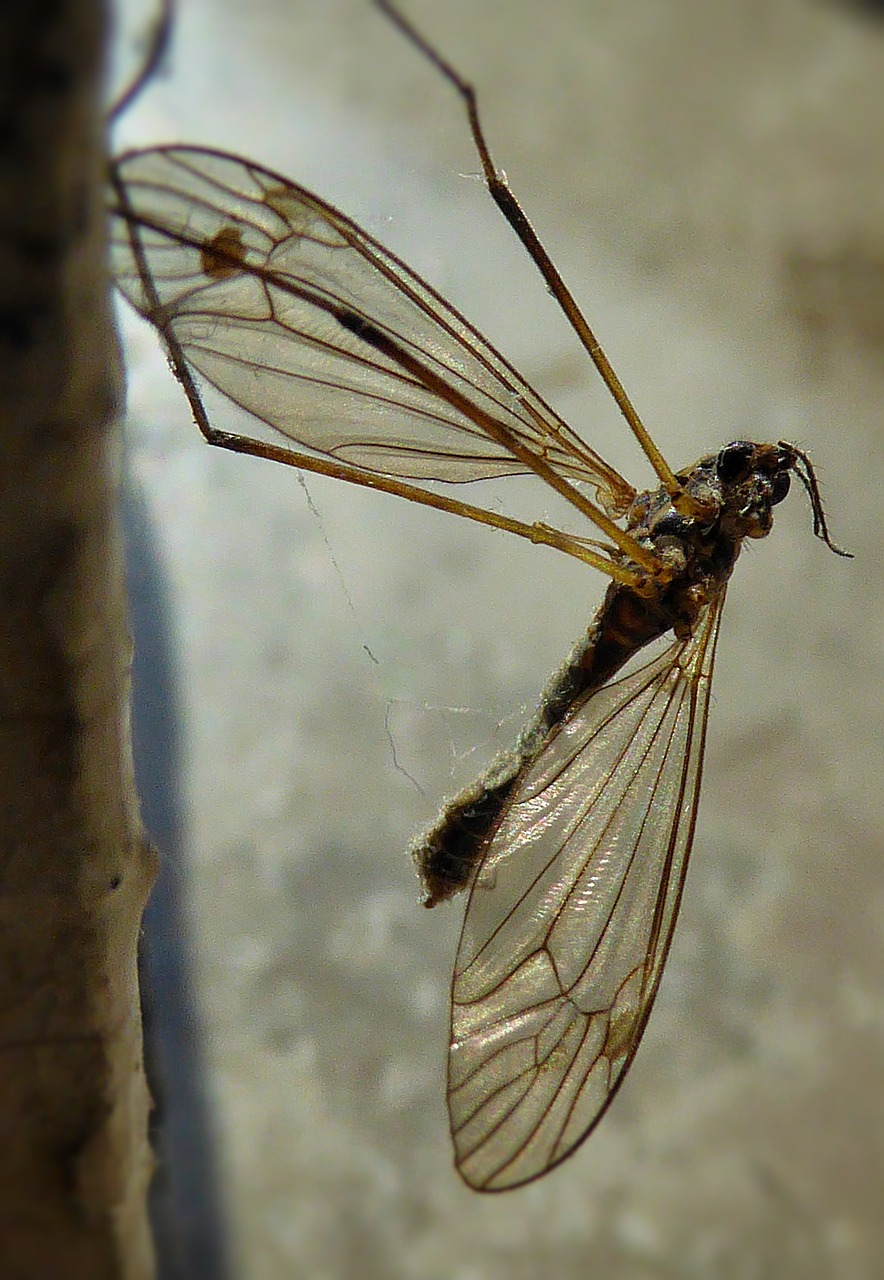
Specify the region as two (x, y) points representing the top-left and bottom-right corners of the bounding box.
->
(109, 0), (849, 1191)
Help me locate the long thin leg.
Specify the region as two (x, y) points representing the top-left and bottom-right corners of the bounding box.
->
(375, 1), (695, 508)
(108, 0), (174, 125)
(110, 166), (649, 587)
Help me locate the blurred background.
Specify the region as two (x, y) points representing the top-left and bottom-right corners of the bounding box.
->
(111, 1), (883, 1276)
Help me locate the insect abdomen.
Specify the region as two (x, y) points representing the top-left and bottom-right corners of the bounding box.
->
(413, 580), (674, 907)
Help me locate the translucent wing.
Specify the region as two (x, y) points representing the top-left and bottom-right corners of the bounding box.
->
(448, 596), (725, 1190)
(109, 145), (633, 508)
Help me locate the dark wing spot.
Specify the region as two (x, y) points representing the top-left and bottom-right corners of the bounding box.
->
(200, 226), (247, 281)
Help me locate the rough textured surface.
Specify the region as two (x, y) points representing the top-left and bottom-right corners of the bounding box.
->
(0, 3), (155, 1276)
(117, 0), (882, 1276)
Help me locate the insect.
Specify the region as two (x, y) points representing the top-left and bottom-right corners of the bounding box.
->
(109, 0), (849, 1190)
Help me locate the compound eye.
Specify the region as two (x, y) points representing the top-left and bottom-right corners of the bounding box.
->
(716, 441), (755, 484)
(771, 470), (791, 505)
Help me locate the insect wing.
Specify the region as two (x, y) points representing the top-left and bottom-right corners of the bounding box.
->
(110, 145), (632, 507)
(448, 598), (725, 1190)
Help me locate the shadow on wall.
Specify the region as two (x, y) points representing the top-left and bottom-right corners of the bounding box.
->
(125, 475), (231, 1280)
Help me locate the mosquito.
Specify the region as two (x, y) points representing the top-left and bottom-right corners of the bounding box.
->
(108, 0), (849, 1191)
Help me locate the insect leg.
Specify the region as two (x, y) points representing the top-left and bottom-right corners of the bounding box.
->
(375, 1), (697, 511)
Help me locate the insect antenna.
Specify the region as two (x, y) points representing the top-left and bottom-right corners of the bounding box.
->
(782, 442), (853, 557)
